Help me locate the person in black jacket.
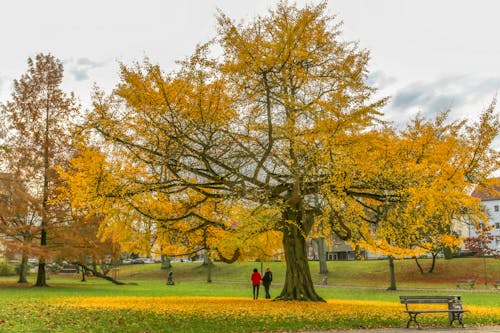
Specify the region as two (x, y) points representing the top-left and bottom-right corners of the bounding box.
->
(262, 267), (273, 299)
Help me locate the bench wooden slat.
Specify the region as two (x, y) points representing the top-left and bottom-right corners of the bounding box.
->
(399, 295), (462, 305)
(400, 295), (457, 304)
(400, 295), (456, 299)
(406, 310), (470, 313)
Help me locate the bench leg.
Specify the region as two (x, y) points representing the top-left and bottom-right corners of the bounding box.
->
(407, 313), (422, 330)
(449, 312), (465, 328)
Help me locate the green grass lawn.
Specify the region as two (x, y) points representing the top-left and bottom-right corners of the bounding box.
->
(108, 257), (500, 288)
(0, 258), (498, 332)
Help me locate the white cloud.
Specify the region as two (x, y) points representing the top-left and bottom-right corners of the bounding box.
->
(367, 70), (397, 90)
(65, 57), (108, 82)
(384, 74), (499, 125)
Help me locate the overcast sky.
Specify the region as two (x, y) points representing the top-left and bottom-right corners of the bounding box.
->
(1, 0), (499, 142)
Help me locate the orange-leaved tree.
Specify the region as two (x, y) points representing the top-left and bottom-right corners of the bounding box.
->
(0, 53), (79, 286)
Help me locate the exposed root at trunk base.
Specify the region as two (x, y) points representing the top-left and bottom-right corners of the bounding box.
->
(275, 284), (326, 302)
(274, 294), (326, 302)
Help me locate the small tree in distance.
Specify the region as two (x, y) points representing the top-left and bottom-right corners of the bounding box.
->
(464, 223), (499, 257)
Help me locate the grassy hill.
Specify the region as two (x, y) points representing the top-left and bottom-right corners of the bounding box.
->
(116, 257), (499, 289)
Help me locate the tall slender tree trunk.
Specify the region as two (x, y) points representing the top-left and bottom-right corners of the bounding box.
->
(35, 228), (48, 286)
(413, 256), (424, 274)
(207, 262), (212, 283)
(161, 255), (171, 270)
(387, 256), (397, 291)
(35, 101), (51, 287)
(18, 255), (28, 283)
(314, 238), (329, 274)
(81, 268), (87, 282)
(428, 252), (437, 273)
(277, 212), (324, 301)
(203, 253), (213, 283)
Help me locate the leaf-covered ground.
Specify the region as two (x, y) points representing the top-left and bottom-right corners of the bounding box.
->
(0, 296), (498, 332)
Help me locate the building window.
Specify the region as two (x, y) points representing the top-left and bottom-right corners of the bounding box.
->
(496, 222), (500, 229)
(495, 205), (499, 212)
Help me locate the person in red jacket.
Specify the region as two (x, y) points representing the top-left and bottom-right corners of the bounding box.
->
(251, 268), (262, 299)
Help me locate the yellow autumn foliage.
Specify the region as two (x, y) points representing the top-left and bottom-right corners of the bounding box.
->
(52, 296), (500, 324)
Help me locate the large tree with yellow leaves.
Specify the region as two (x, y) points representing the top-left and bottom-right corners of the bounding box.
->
(80, 2), (498, 301)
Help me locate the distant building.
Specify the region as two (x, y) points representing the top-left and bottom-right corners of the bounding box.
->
(308, 233), (382, 261)
(470, 180), (500, 252)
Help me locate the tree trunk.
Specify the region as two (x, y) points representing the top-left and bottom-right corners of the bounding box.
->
(35, 229), (48, 287)
(81, 268), (87, 282)
(17, 255), (28, 283)
(428, 252), (437, 273)
(161, 255), (171, 270)
(205, 259), (212, 283)
(413, 256), (424, 274)
(36, 100), (51, 287)
(313, 238), (329, 274)
(277, 222), (324, 301)
(35, 261), (47, 286)
(387, 256), (397, 291)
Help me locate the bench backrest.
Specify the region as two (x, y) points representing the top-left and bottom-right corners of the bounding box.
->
(400, 295), (460, 304)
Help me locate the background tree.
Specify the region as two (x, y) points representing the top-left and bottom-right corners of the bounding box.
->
(464, 223), (499, 257)
(1, 53), (79, 286)
(0, 172), (40, 283)
(353, 107), (499, 289)
(463, 222), (499, 287)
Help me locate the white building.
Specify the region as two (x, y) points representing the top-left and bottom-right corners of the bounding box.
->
(471, 181), (500, 252)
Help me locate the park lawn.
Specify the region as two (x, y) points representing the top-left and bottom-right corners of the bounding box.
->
(112, 258), (500, 289)
(0, 291), (499, 332)
(0, 258), (498, 332)
(0, 278), (498, 332)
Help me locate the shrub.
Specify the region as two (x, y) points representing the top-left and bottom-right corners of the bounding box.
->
(0, 260), (14, 276)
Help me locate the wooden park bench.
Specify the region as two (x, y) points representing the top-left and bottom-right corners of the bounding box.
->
(456, 279), (475, 289)
(399, 295), (469, 329)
